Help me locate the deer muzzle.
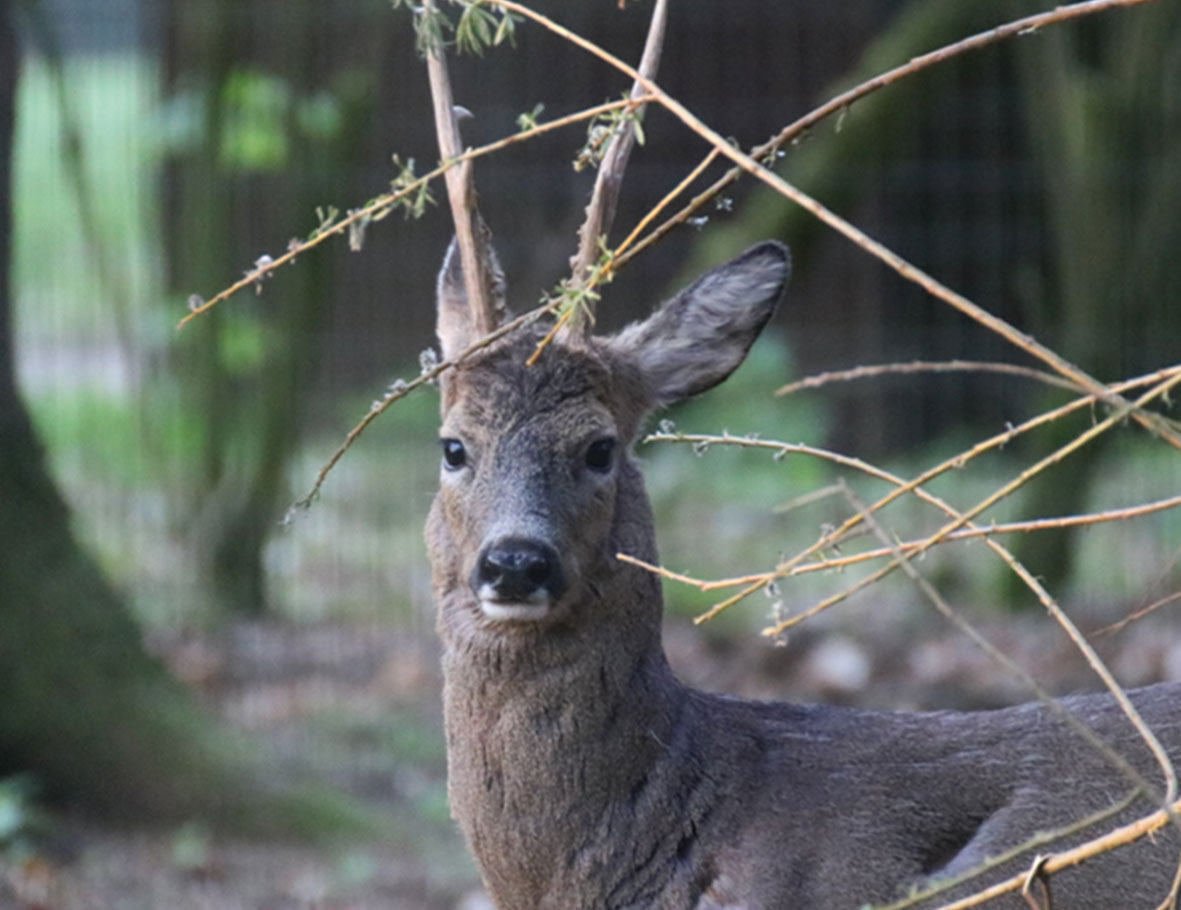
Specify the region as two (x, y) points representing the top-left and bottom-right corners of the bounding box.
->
(471, 536), (567, 621)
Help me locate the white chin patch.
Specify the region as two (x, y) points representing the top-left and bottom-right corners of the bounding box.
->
(479, 600), (550, 622)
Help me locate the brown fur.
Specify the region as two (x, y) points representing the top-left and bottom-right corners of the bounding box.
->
(425, 242), (1181, 909)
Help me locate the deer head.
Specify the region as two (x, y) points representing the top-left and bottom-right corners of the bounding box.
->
(425, 240), (790, 649)
(421, 0), (787, 649)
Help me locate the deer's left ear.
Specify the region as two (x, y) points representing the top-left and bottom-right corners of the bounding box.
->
(606, 241), (790, 406)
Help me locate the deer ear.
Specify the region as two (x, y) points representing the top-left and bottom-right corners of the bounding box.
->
(435, 235), (509, 360)
(608, 241), (790, 406)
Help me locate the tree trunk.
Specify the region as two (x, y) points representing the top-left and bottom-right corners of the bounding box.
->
(0, 1), (366, 835)
(161, 0), (361, 617)
(0, 0), (202, 817)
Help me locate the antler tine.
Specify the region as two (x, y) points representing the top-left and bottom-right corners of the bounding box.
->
(424, 0), (505, 336)
(564, 0), (669, 337)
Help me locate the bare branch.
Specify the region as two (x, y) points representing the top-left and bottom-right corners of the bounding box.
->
(1091, 590), (1181, 640)
(424, 0), (505, 336)
(629, 366), (1180, 612)
(756, 370), (1181, 637)
(1155, 858), (1181, 910)
(775, 360), (1087, 397)
(563, 0), (668, 336)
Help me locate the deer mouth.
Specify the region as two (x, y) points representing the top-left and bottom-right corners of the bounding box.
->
(478, 598), (551, 622)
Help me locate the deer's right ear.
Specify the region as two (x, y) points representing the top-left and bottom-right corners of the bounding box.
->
(435, 236), (508, 361)
(608, 241), (790, 407)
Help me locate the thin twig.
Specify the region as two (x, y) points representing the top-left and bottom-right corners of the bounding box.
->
(1019, 855), (1052, 910)
(1092, 543), (1181, 638)
(1091, 591), (1181, 640)
(773, 482), (847, 515)
(1154, 855), (1181, 910)
(616, 554), (772, 593)
(763, 372), (1181, 633)
(775, 360), (1086, 398)
(612, 147), (722, 263)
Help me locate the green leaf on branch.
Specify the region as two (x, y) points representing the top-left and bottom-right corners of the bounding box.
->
(454, 1), (521, 56)
(517, 103), (544, 133)
(308, 205), (340, 241)
(394, 0), (453, 57)
(573, 94), (647, 171)
(456, 2), (497, 55)
(389, 155), (435, 220)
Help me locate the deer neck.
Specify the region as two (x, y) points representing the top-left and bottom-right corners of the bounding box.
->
(436, 461), (693, 904)
(440, 633), (688, 907)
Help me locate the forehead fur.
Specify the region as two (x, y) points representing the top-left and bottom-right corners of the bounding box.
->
(441, 329), (648, 439)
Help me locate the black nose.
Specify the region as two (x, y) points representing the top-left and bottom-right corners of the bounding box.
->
(473, 538), (565, 602)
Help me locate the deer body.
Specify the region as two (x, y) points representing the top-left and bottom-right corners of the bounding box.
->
(426, 241), (1181, 909)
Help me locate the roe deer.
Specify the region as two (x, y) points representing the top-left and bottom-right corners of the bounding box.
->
(424, 239), (1181, 910)
(417, 2), (1180, 904)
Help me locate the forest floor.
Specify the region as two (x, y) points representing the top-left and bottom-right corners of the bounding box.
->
(2, 597), (1179, 910)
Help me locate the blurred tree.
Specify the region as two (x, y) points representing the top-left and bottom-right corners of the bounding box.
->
(692, 0), (1180, 600)
(1008, 2), (1181, 597)
(0, 0), (368, 834)
(0, 0), (236, 820)
(161, 0), (380, 616)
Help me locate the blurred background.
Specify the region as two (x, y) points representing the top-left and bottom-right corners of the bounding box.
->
(1, 0), (1178, 906)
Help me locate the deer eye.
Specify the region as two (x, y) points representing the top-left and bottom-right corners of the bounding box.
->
(440, 438), (467, 470)
(584, 438), (616, 473)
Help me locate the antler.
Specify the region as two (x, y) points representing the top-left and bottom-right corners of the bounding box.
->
(424, 0), (506, 337)
(564, 0), (669, 336)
